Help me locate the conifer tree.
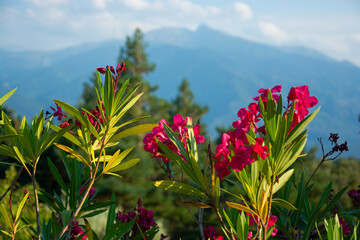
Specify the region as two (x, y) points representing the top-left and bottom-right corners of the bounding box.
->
(172, 78), (208, 129)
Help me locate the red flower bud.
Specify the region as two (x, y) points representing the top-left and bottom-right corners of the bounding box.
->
(97, 68), (106, 74)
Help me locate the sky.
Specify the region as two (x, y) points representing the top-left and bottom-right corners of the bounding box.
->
(1, 0), (360, 66)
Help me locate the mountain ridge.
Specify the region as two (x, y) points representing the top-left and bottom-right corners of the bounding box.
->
(1, 25), (359, 157)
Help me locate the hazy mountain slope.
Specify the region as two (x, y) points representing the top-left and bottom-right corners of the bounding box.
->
(0, 25), (359, 156)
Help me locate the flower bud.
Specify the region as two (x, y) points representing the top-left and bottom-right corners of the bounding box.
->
(97, 68), (106, 74)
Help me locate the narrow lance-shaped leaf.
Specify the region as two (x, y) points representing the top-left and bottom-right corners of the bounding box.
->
(15, 192), (30, 226)
(108, 124), (157, 143)
(272, 169), (294, 194)
(109, 158), (140, 172)
(154, 180), (206, 197)
(0, 88), (17, 106)
(225, 201), (259, 217)
(53, 143), (90, 168)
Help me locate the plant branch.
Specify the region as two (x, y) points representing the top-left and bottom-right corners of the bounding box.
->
(31, 165), (41, 240)
(0, 167), (23, 202)
(55, 127), (109, 240)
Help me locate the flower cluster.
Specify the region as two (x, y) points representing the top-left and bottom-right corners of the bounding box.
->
(143, 114), (205, 163)
(54, 63), (127, 134)
(203, 225), (253, 240)
(116, 198), (160, 238)
(348, 186), (360, 208)
(57, 218), (86, 240)
(247, 213), (278, 237)
(287, 85), (318, 131)
(214, 85), (318, 179)
(203, 226), (224, 240)
(50, 103), (67, 121)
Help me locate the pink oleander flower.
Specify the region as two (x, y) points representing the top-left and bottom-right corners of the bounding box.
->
(143, 114), (205, 163)
(70, 221), (86, 240)
(251, 137), (269, 160)
(79, 185), (95, 199)
(232, 103), (261, 133)
(339, 216), (352, 235)
(116, 198), (156, 234)
(50, 103), (67, 121)
(253, 84), (282, 106)
(288, 85), (318, 118)
(203, 226), (221, 240)
(247, 213), (278, 237)
(214, 130), (268, 179)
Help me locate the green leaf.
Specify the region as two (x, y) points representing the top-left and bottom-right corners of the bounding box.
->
(54, 100), (100, 140)
(54, 143), (89, 167)
(156, 139), (198, 184)
(13, 146), (30, 167)
(47, 158), (67, 191)
(162, 123), (190, 162)
(0, 88), (17, 106)
(51, 124), (82, 147)
(272, 198), (297, 210)
(0, 134), (21, 141)
(285, 107), (320, 146)
(108, 124), (157, 143)
(154, 180), (205, 197)
(81, 209), (107, 218)
(0, 203), (12, 230)
(273, 169), (294, 194)
(225, 201), (258, 217)
(15, 192), (29, 225)
(81, 201), (116, 213)
(179, 202), (211, 208)
(106, 193), (116, 233)
(109, 158), (140, 172)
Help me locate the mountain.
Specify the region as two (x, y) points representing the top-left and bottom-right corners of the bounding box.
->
(0, 25), (359, 157)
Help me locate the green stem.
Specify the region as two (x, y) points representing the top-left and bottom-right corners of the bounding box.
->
(31, 166), (41, 240)
(55, 127), (109, 240)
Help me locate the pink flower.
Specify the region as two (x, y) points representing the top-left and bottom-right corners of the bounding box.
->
(253, 84), (282, 105)
(143, 114), (205, 163)
(79, 185), (95, 199)
(203, 226), (221, 240)
(214, 158), (231, 180)
(288, 85), (318, 118)
(247, 213), (278, 237)
(50, 103), (67, 121)
(232, 103), (261, 132)
(339, 216), (352, 235)
(251, 137), (269, 160)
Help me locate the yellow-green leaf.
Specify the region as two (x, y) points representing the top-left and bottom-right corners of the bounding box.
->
(108, 124), (157, 143)
(180, 202), (211, 208)
(54, 143), (89, 167)
(154, 180), (206, 197)
(273, 169), (294, 194)
(225, 201), (258, 217)
(272, 198), (297, 210)
(0, 88), (17, 106)
(109, 158), (140, 172)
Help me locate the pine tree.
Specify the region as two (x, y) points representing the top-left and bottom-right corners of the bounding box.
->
(172, 78), (208, 129)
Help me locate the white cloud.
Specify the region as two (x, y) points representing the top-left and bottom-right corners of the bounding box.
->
(93, 0), (107, 9)
(26, 0), (69, 7)
(122, 0), (151, 10)
(350, 33), (360, 42)
(233, 2), (252, 19)
(259, 22), (290, 43)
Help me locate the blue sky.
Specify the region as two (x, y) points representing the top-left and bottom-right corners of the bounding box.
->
(1, 0), (360, 66)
